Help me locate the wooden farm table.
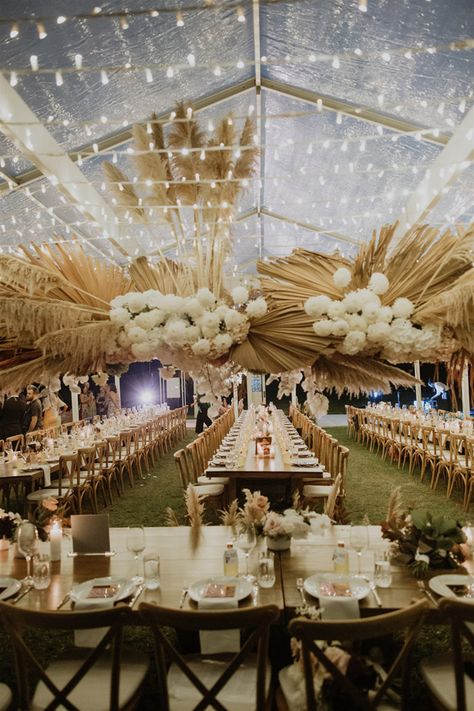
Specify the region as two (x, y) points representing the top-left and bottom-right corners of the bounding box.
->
(0, 526), (284, 615)
(204, 418), (330, 500)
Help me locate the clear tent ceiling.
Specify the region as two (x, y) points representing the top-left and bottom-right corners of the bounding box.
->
(0, 0), (472, 272)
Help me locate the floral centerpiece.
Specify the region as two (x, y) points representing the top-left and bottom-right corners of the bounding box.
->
(382, 487), (466, 578)
(0, 509), (22, 545)
(235, 489), (311, 550)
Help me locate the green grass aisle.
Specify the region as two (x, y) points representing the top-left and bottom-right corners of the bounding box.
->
(326, 426), (467, 524)
(106, 431), (195, 527)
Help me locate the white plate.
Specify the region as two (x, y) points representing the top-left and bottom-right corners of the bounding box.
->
(428, 574), (474, 598)
(292, 459), (319, 467)
(70, 576), (136, 605)
(0, 576), (22, 600)
(188, 576), (252, 603)
(304, 573), (371, 600)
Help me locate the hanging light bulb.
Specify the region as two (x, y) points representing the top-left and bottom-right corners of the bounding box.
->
(30, 55), (38, 71)
(55, 71), (63, 86)
(37, 22), (47, 39)
(358, 0), (368, 11)
(100, 69), (109, 84)
(56, 15), (66, 24)
(119, 15), (129, 30)
(74, 54), (83, 69)
(236, 6), (246, 22)
(176, 11), (184, 27)
(187, 53), (196, 66)
(9, 71), (18, 87)
(10, 23), (19, 38)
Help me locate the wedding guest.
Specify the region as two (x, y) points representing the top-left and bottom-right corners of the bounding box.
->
(195, 400), (212, 434)
(23, 385), (43, 433)
(40, 388), (68, 429)
(96, 386), (107, 418)
(0, 391), (27, 440)
(79, 382), (96, 420)
(218, 397), (230, 416)
(105, 383), (121, 415)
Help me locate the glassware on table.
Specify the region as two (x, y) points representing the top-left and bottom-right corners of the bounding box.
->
(237, 524), (257, 581)
(350, 523), (369, 575)
(127, 525), (146, 583)
(374, 549), (392, 588)
(17, 521), (38, 583)
(143, 552), (160, 590)
(32, 553), (51, 590)
(258, 551), (275, 588)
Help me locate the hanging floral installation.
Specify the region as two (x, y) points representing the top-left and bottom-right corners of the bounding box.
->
(0, 99), (472, 403)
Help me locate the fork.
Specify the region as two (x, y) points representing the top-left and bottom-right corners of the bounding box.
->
(296, 578), (307, 609)
(417, 580), (438, 607)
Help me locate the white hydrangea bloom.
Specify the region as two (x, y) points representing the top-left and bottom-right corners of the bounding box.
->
(312, 319), (333, 337)
(196, 288), (217, 308)
(184, 325), (201, 342)
(185, 297), (205, 320)
(110, 294), (127, 309)
(126, 326), (148, 344)
(304, 295), (333, 318)
(330, 319), (350, 336)
(356, 289), (381, 308)
(131, 342), (153, 360)
(144, 290), (166, 310)
(346, 313), (368, 331)
(368, 272), (390, 295)
(361, 302), (382, 323)
(161, 294), (185, 314)
(366, 322), (391, 342)
(246, 297), (268, 319)
(327, 300), (346, 319)
(225, 309), (247, 330)
(109, 307), (131, 326)
(341, 292), (360, 314)
(231, 285), (250, 305)
(191, 338), (211, 356)
(164, 319), (188, 346)
(332, 267), (352, 288)
(214, 304), (229, 320)
(134, 310), (165, 330)
(213, 333), (233, 353)
(392, 297), (414, 319)
(338, 330), (367, 355)
(126, 293), (148, 314)
(378, 306), (393, 323)
(199, 311), (221, 337)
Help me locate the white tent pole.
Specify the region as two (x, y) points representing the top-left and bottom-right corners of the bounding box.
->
(114, 376), (122, 408)
(462, 365), (470, 418)
(414, 361), (422, 409)
(70, 388), (80, 422)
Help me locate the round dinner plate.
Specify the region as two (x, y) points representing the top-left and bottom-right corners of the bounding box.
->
(428, 574), (474, 598)
(70, 576), (136, 605)
(0, 577), (22, 601)
(188, 576), (253, 603)
(292, 459), (318, 467)
(304, 573), (371, 600)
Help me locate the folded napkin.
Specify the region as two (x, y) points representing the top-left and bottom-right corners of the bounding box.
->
(198, 596), (239, 654)
(73, 598), (114, 647)
(38, 464), (51, 487)
(319, 595), (360, 620)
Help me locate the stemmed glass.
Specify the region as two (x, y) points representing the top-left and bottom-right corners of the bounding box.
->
(350, 524), (369, 575)
(127, 525), (145, 583)
(237, 524), (257, 581)
(16, 521), (38, 584)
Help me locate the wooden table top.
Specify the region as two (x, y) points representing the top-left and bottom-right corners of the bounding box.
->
(0, 526), (283, 613)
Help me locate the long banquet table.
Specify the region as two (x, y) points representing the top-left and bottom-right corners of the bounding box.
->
(1, 525), (468, 619)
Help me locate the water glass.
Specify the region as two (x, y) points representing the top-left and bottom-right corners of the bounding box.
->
(143, 553), (160, 590)
(32, 554), (51, 590)
(374, 550), (392, 588)
(258, 551), (275, 588)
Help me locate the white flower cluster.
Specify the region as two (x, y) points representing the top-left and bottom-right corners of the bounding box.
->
(91, 372), (108, 386)
(109, 288), (267, 366)
(62, 373), (89, 393)
(191, 362), (242, 416)
(304, 270), (441, 363)
(266, 370), (303, 399)
(301, 369), (329, 420)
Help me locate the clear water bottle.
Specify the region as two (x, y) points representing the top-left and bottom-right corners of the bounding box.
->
(223, 542), (238, 577)
(332, 541), (349, 575)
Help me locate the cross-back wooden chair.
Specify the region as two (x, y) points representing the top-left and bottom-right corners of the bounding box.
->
(5, 433), (24, 451)
(421, 597), (474, 711)
(288, 599), (427, 711)
(139, 602), (279, 711)
(0, 601), (148, 711)
(27, 452), (79, 517)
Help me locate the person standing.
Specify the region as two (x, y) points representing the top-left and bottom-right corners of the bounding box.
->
(23, 385), (43, 433)
(0, 391), (27, 440)
(105, 383), (121, 415)
(79, 382), (96, 420)
(96, 386), (107, 418)
(195, 400), (212, 434)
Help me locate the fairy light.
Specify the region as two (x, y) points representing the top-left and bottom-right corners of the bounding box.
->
(358, 0), (368, 11)
(55, 70), (63, 86)
(166, 66), (174, 78)
(100, 70), (109, 84)
(332, 56), (340, 69)
(74, 54), (83, 69)
(213, 65), (222, 76)
(37, 22), (47, 39)
(236, 6), (246, 22)
(145, 67), (153, 82)
(187, 53), (196, 66)
(381, 52), (391, 62)
(29, 55), (39, 71)
(9, 71), (18, 86)
(119, 15), (129, 30)
(56, 15), (66, 24)
(10, 23), (19, 38)
(176, 11), (184, 26)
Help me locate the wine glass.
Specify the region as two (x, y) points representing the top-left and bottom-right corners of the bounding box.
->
(127, 525), (145, 583)
(350, 524), (369, 575)
(237, 525), (257, 581)
(17, 521), (38, 584)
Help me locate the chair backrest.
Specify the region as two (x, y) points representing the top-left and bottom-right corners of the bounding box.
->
(289, 599), (427, 710)
(0, 601), (134, 711)
(438, 597), (474, 711)
(5, 434), (24, 451)
(139, 602), (279, 711)
(174, 449), (193, 487)
(58, 453), (81, 495)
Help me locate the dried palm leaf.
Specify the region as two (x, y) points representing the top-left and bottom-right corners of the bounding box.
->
(0, 355), (50, 392)
(103, 162), (144, 220)
(129, 256), (196, 295)
(35, 321), (120, 375)
(385, 486), (405, 531)
(312, 353), (419, 396)
(0, 255), (66, 296)
(132, 123), (174, 221)
(185, 483), (205, 551)
(234, 117), (258, 180)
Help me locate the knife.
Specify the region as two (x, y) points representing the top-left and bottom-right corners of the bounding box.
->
(11, 585), (33, 605)
(56, 592), (71, 610)
(179, 586), (189, 608)
(128, 584), (145, 608)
